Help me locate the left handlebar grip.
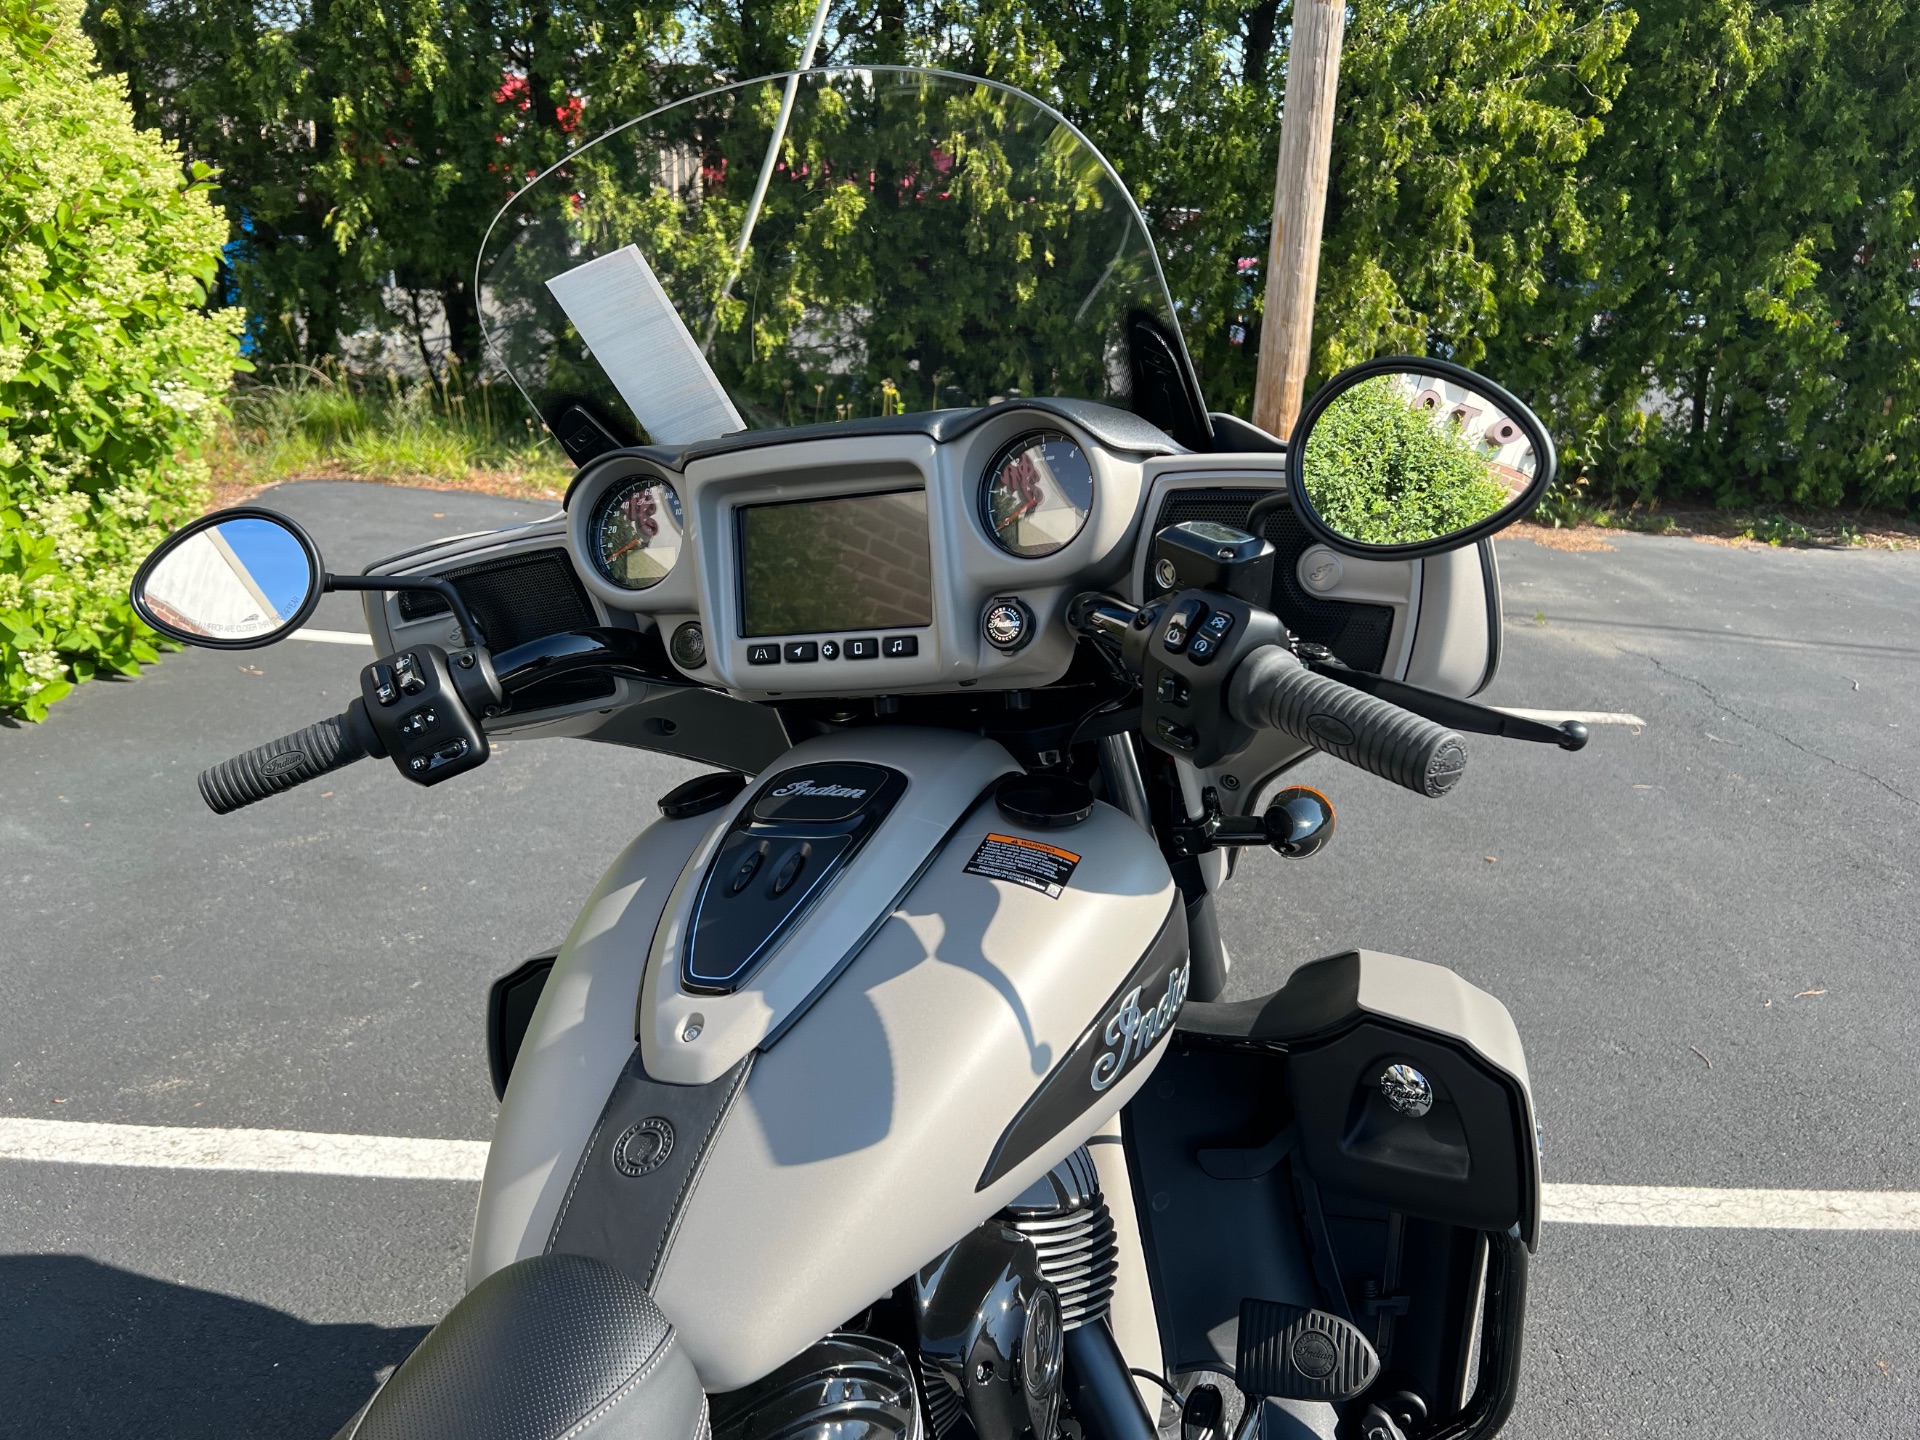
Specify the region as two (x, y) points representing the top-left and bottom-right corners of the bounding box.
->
(198, 702), (377, 814)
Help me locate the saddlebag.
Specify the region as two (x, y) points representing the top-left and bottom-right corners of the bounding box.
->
(1123, 950), (1538, 1440)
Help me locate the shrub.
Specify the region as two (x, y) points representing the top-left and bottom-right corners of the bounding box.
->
(0, 0), (243, 720)
(1300, 376), (1512, 546)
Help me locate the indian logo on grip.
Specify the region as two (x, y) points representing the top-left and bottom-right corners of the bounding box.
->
(1090, 959), (1191, 1092)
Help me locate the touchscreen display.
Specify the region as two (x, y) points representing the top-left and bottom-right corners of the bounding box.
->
(739, 489), (933, 637)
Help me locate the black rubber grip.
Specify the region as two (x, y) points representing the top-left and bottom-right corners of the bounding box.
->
(198, 711), (370, 814)
(1229, 646), (1468, 798)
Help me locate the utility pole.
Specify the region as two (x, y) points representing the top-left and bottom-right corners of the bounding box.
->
(1251, 0), (1347, 440)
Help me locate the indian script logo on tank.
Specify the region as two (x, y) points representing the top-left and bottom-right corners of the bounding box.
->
(770, 780), (868, 799)
(1090, 959), (1191, 1092)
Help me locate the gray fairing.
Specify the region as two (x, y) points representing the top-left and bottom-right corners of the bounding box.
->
(471, 730), (1186, 1393)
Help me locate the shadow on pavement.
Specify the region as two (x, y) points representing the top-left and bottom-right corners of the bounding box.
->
(2, 1254), (425, 1438)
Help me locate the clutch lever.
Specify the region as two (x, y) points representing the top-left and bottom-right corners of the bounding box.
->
(1297, 646), (1589, 751)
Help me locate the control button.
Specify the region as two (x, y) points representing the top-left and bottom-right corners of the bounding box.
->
(883, 635), (919, 658)
(1202, 611), (1234, 638)
(1188, 634), (1218, 664)
(370, 662), (398, 706)
(427, 738), (469, 770)
(982, 598), (1033, 653)
(746, 642), (781, 666)
(820, 641), (840, 660)
(669, 622), (706, 670)
(1156, 673), (1190, 707)
(726, 848), (765, 895)
(394, 653), (426, 696)
(1162, 599), (1207, 655)
(785, 641), (819, 663)
(408, 753), (430, 774)
(1155, 718), (1197, 750)
(399, 706), (438, 737)
(845, 637), (879, 660)
(769, 848), (807, 897)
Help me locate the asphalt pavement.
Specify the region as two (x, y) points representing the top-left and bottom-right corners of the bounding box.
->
(2, 481), (1916, 1436)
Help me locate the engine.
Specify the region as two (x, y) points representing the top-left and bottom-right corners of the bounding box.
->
(710, 1151), (1114, 1440)
(916, 1149), (1115, 1440)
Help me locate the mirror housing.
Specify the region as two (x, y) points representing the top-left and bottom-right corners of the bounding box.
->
(1286, 356), (1556, 559)
(130, 508), (324, 648)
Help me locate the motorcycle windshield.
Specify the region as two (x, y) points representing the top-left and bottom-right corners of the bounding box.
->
(477, 66), (1203, 451)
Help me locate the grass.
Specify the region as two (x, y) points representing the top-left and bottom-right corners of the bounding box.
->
(207, 361), (573, 503)
(1530, 476), (1920, 550)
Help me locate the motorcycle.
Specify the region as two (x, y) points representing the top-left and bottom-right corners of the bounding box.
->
(131, 67), (1584, 1440)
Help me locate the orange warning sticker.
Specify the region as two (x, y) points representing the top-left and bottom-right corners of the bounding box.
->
(964, 832), (1082, 899)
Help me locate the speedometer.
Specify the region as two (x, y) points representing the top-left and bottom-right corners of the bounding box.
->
(981, 432), (1094, 558)
(591, 476), (684, 590)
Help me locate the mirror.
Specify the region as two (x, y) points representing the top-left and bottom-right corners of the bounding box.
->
(131, 510), (322, 648)
(1289, 358), (1555, 557)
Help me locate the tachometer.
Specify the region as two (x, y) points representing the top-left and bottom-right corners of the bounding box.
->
(591, 476), (684, 590)
(981, 432), (1094, 558)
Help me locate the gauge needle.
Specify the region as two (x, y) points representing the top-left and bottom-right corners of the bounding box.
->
(606, 538), (641, 562)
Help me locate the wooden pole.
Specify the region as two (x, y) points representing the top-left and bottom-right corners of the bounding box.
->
(1251, 0), (1347, 440)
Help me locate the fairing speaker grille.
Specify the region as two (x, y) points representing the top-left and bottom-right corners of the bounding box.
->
(396, 548), (615, 708)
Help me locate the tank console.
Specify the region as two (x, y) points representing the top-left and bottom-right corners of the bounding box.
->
(681, 762), (908, 995)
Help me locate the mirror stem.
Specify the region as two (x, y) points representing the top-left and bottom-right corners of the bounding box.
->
(325, 574), (486, 650)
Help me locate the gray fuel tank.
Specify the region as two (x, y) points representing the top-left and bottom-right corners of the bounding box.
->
(470, 730), (1185, 1393)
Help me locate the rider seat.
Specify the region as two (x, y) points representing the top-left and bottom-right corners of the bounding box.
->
(338, 1253), (709, 1440)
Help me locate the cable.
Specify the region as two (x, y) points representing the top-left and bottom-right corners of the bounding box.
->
(1130, 1368), (1186, 1404)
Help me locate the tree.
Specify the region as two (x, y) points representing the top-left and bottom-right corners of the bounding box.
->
(1539, 0), (1920, 511)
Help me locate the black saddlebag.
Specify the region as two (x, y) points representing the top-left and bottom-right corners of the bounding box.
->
(1123, 949), (1538, 1440)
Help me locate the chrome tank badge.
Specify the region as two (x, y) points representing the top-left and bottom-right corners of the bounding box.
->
(613, 1117), (675, 1176)
(1091, 959), (1190, 1092)
(1379, 1063), (1433, 1118)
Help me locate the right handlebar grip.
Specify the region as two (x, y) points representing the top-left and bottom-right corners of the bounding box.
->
(1229, 647), (1468, 798)
(199, 705), (373, 814)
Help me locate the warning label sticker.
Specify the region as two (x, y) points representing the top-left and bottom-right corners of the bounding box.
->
(964, 833), (1082, 899)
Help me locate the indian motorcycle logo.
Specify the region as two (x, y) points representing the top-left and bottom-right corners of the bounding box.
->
(1090, 958), (1191, 1092)
(770, 779), (868, 799)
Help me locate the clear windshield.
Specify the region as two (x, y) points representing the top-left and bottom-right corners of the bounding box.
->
(477, 66), (1200, 446)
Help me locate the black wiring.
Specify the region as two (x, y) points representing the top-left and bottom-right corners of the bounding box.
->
(1130, 1367), (1186, 1404)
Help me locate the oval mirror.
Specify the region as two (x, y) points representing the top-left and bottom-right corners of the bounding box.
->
(1288, 357), (1556, 558)
(131, 508), (323, 648)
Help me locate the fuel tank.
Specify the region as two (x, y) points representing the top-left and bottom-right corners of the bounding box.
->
(470, 729), (1186, 1393)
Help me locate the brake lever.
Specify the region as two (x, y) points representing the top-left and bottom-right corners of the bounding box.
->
(1296, 646), (1588, 751)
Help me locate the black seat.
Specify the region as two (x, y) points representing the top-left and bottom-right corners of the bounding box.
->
(337, 1254), (709, 1440)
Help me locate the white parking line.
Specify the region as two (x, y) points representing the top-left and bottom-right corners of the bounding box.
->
(1494, 707), (1648, 728)
(0, 1118), (484, 1182)
(6, 1120), (1920, 1231)
(290, 628), (374, 645)
(1542, 1184), (1920, 1231)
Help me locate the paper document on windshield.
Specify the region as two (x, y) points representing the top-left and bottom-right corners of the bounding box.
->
(545, 245), (745, 444)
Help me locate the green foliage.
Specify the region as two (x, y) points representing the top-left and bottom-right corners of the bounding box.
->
(212, 363), (569, 488)
(75, 0), (1920, 517)
(1513, 0), (1920, 513)
(1300, 376), (1512, 544)
(1, 0), (244, 720)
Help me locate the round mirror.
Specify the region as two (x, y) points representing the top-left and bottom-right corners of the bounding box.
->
(1288, 357), (1555, 557)
(131, 509), (323, 648)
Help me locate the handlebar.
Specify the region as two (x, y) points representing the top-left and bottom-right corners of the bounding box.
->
(1229, 646), (1468, 798)
(198, 701), (381, 814)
